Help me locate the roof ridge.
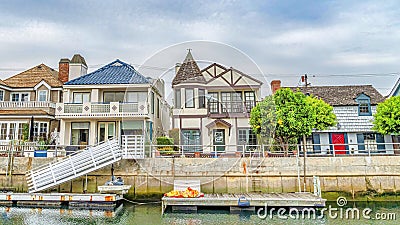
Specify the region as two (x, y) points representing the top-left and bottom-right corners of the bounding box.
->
(4, 63), (55, 81)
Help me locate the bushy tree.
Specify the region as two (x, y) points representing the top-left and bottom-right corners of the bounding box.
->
(250, 88), (336, 154)
(373, 96), (400, 135)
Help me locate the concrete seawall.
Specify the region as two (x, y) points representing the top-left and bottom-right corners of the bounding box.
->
(1, 156), (400, 201)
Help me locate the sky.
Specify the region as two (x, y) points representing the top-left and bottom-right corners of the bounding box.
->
(0, 0), (399, 96)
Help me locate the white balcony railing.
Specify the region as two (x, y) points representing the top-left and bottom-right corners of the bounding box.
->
(56, 102), (148, 118)
(0, 101), (56, 109)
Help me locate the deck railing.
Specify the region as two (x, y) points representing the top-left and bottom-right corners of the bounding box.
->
(1, 142), (399, 159)
(0, 101), (56, 108)
(56, 102), (147, 117)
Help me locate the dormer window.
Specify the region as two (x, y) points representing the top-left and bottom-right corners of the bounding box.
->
(356, 93), (371, 116)
(38, 90), (48, 102)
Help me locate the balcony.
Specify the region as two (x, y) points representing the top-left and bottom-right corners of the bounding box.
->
(207, 101), (255, 118)
(55, 102), (149, 118)
(0, 101), (56, 109)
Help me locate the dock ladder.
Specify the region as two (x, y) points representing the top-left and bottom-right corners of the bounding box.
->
(26, 138), (123, 193)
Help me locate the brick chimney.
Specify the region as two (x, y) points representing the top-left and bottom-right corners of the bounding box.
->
(271, 80), (281, 94)
(58, 58), (70, 83)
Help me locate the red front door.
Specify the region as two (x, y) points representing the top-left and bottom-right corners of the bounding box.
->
(331, 133), (346, 155)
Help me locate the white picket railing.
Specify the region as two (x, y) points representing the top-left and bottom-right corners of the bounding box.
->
(0, 101), (56, 108)
(26, 138), (122, 193)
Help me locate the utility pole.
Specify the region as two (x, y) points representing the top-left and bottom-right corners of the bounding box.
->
(302, 74), (309, 192)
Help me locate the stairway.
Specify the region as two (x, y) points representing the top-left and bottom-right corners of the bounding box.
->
(26, 139), (123, 193)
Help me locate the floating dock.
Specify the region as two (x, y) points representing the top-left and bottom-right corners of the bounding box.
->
(0, 193), (122, 209)
(162, 192), (325, 214)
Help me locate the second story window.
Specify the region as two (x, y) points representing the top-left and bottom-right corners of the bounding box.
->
(198, 89), (205, 108)
(38, 90), (48, 102)
(125, 92), (147, 102)
(11, 93), (29, 102)
(208, 92), (219, 113)
(73, 92), (90, 104)
(175, 89), (181, 109)
(0, 90), (4, 101)
(356, 93), (371, 116)
(244, 91), (255, 112)
(185, 88), (194, 108)
(104, 92), (125, 103)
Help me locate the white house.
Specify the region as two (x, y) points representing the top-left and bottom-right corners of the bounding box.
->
(171, 51), (263, 153)
(56, 59), (170, 151)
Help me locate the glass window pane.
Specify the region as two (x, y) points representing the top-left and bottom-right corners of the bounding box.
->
(185, 89), (194, 108)
(175, 89), (181, 108)
(0, 91), (4, 101)
(198, 89), (205, 108)
(104, 93), (114, 103)
(138, 92), (147, 102)
(22, 93), (29, 102)
(39, 90), (47, 102)
(12, 93), (19, 102)
(73, 93), (82, 103)
(82, 93), (90, 103)
(115, 92), (125, 102)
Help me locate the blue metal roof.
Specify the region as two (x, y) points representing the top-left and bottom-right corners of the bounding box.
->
(65, 59), (150, 85)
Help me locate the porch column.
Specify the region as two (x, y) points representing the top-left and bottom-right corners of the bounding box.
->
(90, 120), (96, 146)
(59, 120), (66, 145)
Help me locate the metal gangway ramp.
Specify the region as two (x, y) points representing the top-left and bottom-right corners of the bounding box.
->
(26, 139), (123, 193)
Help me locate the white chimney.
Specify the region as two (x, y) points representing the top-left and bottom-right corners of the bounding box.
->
(69, 54), (88, 80)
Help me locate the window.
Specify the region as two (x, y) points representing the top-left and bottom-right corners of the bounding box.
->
(38, 90), (48, 102)
(73, 92), (90, 103)
(221, 92), (243, 113)
(125, 92), (147, 102)
(358, 133), (385, 152)
(181, 130), (201, 152)
(175, 89), (181, 108)
(244, 91), (256, 112)
(18, 123), (25, 140)
(151, 92), (155, 114)
(0, 123), (7, 140)
(238, 129), (257, 151)
(356, 94), (371, 116)
(103, 91), (125, 103)
(121, 121), (143, 135)
(208, 92), (219, 113)
(9, 123), (16, 140)
(33, 122), (48, 139)
(11, 93), (29, 102)
(185, 89), (194, 108)
(0, 90), (4, 101)
(71, 122), (90, 146)
(358, 100), (370, 115)
(198, 89), (205, 108)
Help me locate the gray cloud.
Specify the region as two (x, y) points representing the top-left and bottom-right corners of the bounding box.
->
(0, 0), (398, 95)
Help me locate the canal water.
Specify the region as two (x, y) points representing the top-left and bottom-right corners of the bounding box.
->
(0, 201), (398, 224)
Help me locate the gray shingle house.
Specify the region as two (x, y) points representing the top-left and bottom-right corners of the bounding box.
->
(276, 83), (393, 155)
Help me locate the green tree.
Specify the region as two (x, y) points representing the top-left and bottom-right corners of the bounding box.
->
(250, 88), (336, 154)
(373, 96), (400, 135)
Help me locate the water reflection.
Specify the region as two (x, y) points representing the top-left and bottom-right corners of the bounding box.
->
(0, 201), (399, 225)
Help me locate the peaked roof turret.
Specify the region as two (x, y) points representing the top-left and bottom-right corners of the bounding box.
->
(65, 59), (150, 85)
(172, 51), (206, 86)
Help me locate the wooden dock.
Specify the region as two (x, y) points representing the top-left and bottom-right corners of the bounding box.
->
(0, 193), (122, 209)
(162, 192), (326, 214)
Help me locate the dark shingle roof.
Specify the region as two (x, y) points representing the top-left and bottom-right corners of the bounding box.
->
(65, 59), (150, 85)
(286, 85), (385, 106)
(3, 64), (62, 88)
(172, 51), (206, 86)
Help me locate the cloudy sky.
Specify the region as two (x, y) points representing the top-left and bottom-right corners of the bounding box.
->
(0, 0), (399, 95)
